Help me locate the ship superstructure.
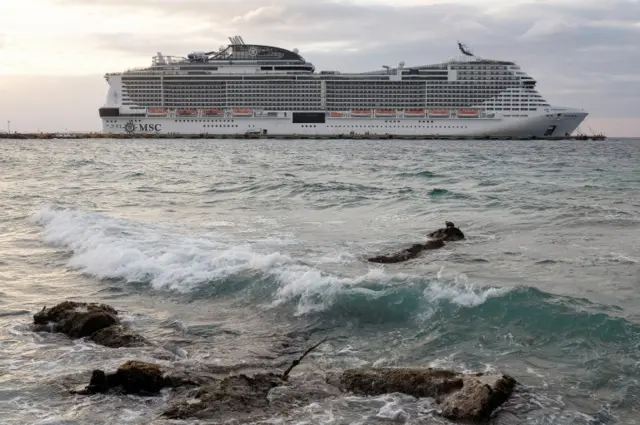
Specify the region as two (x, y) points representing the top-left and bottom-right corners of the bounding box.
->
(99, 37), (587, 137)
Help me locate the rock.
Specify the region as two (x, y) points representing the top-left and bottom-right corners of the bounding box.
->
(80, 370), (111, 394)
(440, 374), (517, 421)
(33, 301), (118, 338)
(340, 367), (516, 422)
(164, 372), (284, 421)
(32, 301), (147, 348)
(115, 361), (166, 394)
(368, 240), (445, 264)
(367, 221), (465, 264)
(427, 221), (466, 241)
(91, 324), (147, 348)
(74, 360), (198, 396)
(340, 367), (463, 399)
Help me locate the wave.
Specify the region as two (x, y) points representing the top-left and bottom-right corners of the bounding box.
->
(395, 170), (437, 179)
(29, 206), (507, 318)
(29, 206), (640, 351)
(31, 205), (282, 293)
(428, 188), (470, 200)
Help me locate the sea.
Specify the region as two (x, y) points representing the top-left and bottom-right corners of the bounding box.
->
(0, 137), (638, 425)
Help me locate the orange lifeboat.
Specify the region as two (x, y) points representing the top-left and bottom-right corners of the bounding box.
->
(375, 109), (396, 117)
(232, 108), (253, 117)
(428, 109), (450, 118)
(351, 109), (371, 117)
(147, 108), (168, 116)
(177, 108), (198, 116)
(457, 108), (479, 118)
(404, 109), (425, 117)
(202, 108), (223, 116)
(330, 111), (344, 117)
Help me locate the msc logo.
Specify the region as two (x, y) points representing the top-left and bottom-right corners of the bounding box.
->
(124, 120), (162, 133)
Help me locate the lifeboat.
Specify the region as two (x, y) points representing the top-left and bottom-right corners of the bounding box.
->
(428, 109), (450, 118)
(177, 108), (198, 116)
(329, 111), (344, 118)
(232, 108), (253, 117)
(351, 109), (371, 117)
(375, 109), (396, 117)
(457, 108), (479, 118)
(202, 108), (223, 116)
(404, 109), (425, 117)
(147, 108), (168, 116)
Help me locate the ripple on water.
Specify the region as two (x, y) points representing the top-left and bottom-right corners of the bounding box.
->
(0, 137), (638, 425)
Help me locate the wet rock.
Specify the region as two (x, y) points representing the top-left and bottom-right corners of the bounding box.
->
(91, 324), (147, 348)
(74, 360), (199, 396)
(428, 221), (466, 241)
(32, 301), (146, 348)
(340, 367), (463, 399)
(340, 367), (517, 422)
(164, 372), (284, 421)
(115, 361), (166, 394)
(33, 301), (117, 338)
(367, 221), (465, 264)
(439, 374), (517, 421)
(80, 370), (117, 394)
(368, 240), (445, 264)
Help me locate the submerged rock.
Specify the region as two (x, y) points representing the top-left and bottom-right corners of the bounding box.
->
(91, 324), (147, 348)
(33, 301), (147, 348)
(368, 240), (445, 264)
(428, 220), (466, 242)
(340, 367), (516, 421)
(74, 360), (198, 396)
(164, 372), (284, 421)
(367, 220), (465, 264)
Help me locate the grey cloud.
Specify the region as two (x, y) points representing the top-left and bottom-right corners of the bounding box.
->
(51, 0), (640, 118)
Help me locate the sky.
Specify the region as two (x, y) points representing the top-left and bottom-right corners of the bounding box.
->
(0, 0), (638, 136)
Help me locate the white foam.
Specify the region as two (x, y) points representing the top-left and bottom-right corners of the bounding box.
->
(30, 206), (507, 315)
(270, 265), (400, 315)
(30, 207), (401, 311)
(423, 272), (510, 307)
(376, 398), (409, 421)
(31, 206), (292, 293)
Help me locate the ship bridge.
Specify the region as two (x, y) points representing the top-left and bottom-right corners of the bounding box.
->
(179, 36), (315, 73)
(210, 44), (306, 63)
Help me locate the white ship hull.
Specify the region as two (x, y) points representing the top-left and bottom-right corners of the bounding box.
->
(102, 109), (587, 138)
(99, 39), (589, 138)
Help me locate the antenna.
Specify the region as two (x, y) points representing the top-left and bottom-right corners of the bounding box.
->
(457, 40), (474, 57)
(238, 36), (245, 45)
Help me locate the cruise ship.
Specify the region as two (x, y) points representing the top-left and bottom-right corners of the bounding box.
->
(99, 36), (587, 138)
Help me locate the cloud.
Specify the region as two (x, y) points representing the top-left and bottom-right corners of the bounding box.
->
(520, 19), (579, 39)
(2, 0), (639, 134)
(230, 6), (287, 24)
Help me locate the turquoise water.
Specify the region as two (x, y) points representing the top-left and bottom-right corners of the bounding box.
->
(0, 138), (638, 424)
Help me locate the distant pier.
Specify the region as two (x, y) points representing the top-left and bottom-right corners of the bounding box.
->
(1, 132), (607, 141)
